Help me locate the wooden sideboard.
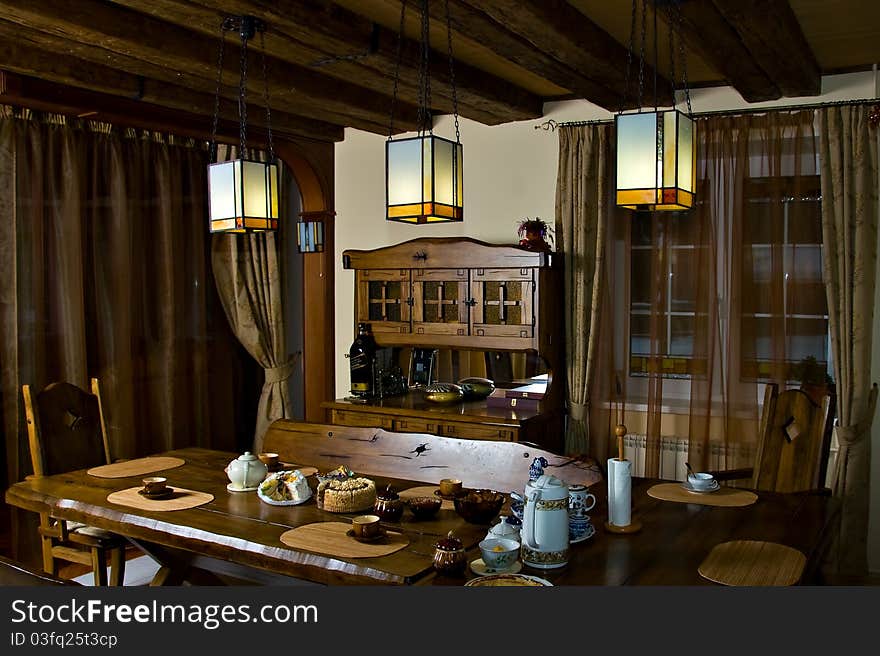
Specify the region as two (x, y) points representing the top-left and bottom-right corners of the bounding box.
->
(329, 237), (566, 454)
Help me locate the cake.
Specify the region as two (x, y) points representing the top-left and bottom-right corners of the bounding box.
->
(316, 477), (377, 513)
(258, 470), (312, 504)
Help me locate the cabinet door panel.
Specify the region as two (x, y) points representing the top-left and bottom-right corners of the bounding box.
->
(393, 418), (441, 434)
(357, 269), (411, 334)
(411, 268), (470, 336)
(470, 271), (535, 338)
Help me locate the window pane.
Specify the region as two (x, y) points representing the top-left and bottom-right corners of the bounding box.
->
(670, 249), (695, 312)
(631, 250), (652, 307)
(670, 316), (695, 356)
(630, 314), (658, 355)
(787, 318), (828, 362)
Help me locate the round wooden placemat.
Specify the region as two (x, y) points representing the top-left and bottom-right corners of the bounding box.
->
(647, 483), (758, 507)
(699, 540), (806, 586)
(88, 457), (186, 479)
(398, 485), (456, 510)
(280, 522), (409, 558)
(106, 486), (214, 511)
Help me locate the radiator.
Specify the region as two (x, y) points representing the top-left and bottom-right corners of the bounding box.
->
(621, 434), (756, 481)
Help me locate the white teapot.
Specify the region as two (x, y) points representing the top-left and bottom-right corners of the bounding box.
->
(225, 452), (268, 491)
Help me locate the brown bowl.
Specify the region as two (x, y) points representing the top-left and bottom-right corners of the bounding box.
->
(453, 489), (505, 524)
(405, 495), (442, 519)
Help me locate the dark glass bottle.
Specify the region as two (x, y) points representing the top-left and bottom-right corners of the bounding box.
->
(348, 322), (376, 398)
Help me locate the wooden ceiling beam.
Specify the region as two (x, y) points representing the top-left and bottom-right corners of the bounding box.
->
(164, 0), (543, 125)
(0, 34), (344, 142)
(710, 0), (821, 97)
(428, 0), (623, 111)
(0, 0), (418, 134)
(462, 0), (673, 108)
(0, 71), (344, 144)
(673, 0), (781, 102)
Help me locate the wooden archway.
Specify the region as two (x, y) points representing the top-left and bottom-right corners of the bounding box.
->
(274, 140), (335, 423)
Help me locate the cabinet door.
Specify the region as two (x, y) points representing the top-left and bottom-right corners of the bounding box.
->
(356, 269), (411, 334)
(411, 268), (470, 337)
(439, 421), (517, 442)
(330, 408), (394, 430)
(470, 268), (535, 339)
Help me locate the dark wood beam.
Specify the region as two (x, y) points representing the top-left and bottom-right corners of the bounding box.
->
(0, 71), (344, 144)
(463, 0), (673, 108)
(674, 0), (781, 102)
(0, 0), (419, 134)
(711, 0), (821, 97)
(0, 26), (344, 141)
(429, 0), (623, 111)
(162, 0), (542, 125)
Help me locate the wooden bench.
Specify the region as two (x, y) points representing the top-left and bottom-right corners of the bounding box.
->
(262, 420), (603, 493)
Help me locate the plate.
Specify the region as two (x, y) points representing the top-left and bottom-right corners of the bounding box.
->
(345, 527), (387, 543)
(464, 573), (553, 587)
(570, 522), (596, 544)
(469, 558), (523, 577)
(138, 488), (175, 500)
(227, 483), (259, 493)
(434, 489), (467, 501)
(681, 480), (720, 494)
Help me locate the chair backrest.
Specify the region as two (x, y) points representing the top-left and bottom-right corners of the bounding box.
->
(751, 383), (831, 493)
(22, 378), (111, 477)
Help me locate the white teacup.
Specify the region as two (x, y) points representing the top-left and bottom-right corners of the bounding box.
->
(687, 472), (716, 490)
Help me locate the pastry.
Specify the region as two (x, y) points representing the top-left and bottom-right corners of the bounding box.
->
(258, 470), (312, 504)
(316, 477), (377, 513)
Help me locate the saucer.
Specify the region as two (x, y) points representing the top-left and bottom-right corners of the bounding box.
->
(138, 488), (174, 500)
(434, 489), (467, 501)
(681, 480), (720, 494)
(346, 527), (387, 543)
(469, 558), (523, 577)
(227, 483), (259, 493)
(570, 522), (596, 544)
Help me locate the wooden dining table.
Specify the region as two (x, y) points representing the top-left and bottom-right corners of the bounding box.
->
(4, 447), (841, 586)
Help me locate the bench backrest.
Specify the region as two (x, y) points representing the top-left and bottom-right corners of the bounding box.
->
(262, 420), (602, 493)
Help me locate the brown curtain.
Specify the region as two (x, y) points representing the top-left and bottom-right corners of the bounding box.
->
(211, 144), (295, 454)
(818, 104), (879, 576)
(570, 111), (819, 476)
(555, 124), (614, 457)
(0, 108), (252, 560)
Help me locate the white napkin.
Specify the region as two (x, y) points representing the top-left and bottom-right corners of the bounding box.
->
(607, 458), (632, 527)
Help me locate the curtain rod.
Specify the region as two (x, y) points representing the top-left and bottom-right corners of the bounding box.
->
(534, 96), (880, 131)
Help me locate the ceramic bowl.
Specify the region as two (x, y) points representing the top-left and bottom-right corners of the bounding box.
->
(479, 537), (520, 571)
(687, 472), (716, 490)
(405, 495), (442, 519)
(424, 383), (464, 403)
(453, 489), (505, 524)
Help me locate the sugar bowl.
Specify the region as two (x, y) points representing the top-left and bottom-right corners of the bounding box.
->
(433, 530), (467, 575)
(374, 485), (405, 522)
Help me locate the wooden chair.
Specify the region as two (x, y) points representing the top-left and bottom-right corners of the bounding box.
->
(714, 383), (833, 493)
(22, 378), (127, 586)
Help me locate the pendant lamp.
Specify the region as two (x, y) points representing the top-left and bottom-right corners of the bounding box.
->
(208, 16), (279, 233)
(616, 0), (695, 212)
(385, 0), (463, 224)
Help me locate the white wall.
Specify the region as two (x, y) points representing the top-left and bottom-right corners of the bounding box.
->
(333, 71), (880, 572)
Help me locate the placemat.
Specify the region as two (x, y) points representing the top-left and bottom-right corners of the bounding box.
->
(698, 540), (806, 586)
(279, 522), (409, 558)
(647, 483), (758, 507)
(106, 486), (214, 511)
(398, 485), (456, 511)
(88, 457), (186, 478)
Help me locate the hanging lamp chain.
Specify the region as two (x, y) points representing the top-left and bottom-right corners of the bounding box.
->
(238, 23), (249, 158)
(620, 0), (638, 113)
(416, 0), (433, 135)
(209, 21), (226, 163)
(674, 0), (693, 116)
(388, 0), (407, 139)
(666, 0), (677, 108)
(259, 30), (275, 163)
(444, 0), (460, 143)
(636, 0), (647, 112)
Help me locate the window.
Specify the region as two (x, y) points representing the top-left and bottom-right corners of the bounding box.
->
(628, 175), (828, 382)
(740, 176), (828, 380)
